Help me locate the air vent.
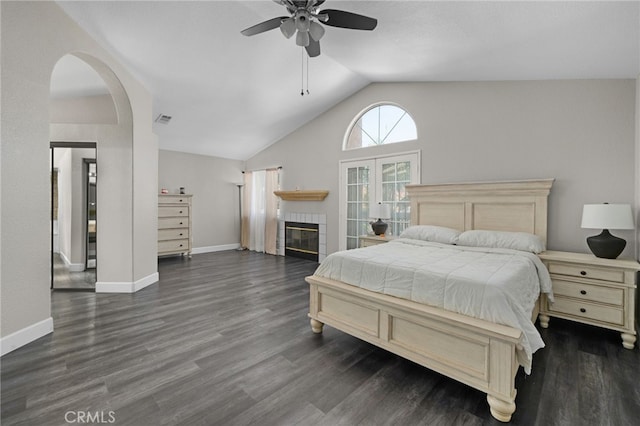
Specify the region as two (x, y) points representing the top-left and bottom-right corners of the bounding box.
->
(155, 114), (172, 124)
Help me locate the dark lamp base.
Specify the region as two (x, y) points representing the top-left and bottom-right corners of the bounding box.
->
(371, 219), (388, 236)
(586, 229), (626, 259)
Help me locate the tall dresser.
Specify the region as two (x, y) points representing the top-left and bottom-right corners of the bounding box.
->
(158, 194), (192, 257)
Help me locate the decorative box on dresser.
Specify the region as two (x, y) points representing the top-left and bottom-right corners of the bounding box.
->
(158, 194), (192, 257)
(538, 250), (640, 349)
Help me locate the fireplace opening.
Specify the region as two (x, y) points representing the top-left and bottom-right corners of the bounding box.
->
(285, 221), (319, 262)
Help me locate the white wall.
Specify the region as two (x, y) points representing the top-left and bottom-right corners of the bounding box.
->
(1, 1), (158, 354)
(246, 80), (637, 258)
(55, 148), (72, 261)
(158, 150), (244, 251)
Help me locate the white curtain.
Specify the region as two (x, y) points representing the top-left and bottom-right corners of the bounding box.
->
(249, 170), (266, 252)
(242, 169), (278, 254)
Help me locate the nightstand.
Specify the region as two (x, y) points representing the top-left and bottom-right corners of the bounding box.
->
(359, 235), (396, 248)
(538, 250), (640, 349)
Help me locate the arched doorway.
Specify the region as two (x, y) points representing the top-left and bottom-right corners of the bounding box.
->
(49, 55), (116, 290)
(48, 52), (138, 293)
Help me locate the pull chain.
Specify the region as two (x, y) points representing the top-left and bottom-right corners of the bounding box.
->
(300, 48), (310, 96)
(306, 53), (310, 95)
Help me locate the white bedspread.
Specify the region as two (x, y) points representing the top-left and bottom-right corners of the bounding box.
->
(313, 238), (553, 373)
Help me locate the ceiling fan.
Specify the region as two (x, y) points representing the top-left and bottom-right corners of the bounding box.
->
(241, 0), (378, 58)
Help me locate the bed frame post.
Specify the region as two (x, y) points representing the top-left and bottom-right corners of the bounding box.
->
(487, 395), (517, 422)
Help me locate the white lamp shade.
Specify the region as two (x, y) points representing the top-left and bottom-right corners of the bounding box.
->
(581, 204), (634, 230)
(371, 203), (391, 219)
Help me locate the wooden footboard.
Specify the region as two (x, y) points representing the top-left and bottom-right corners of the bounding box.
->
(306, 275), (523, 422)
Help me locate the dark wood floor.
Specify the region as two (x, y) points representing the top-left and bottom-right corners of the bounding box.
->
(2, 250), (639, 425)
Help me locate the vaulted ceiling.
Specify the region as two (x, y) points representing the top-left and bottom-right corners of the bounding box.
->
(52, 1), (640, 161)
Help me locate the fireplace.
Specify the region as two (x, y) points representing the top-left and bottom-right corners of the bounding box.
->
(285, 221), (319, 262)
(279, 212), (326, 262)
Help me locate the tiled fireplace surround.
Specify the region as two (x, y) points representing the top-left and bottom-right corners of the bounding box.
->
(278, 212), (327, 262)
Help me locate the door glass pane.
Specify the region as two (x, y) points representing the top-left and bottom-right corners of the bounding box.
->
(345, 165), (371, 249)
(380, 160), (411, 237)
(341, 153), (418, 251)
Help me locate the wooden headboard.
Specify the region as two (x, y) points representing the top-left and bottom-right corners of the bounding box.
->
(406, 179), (554, 242)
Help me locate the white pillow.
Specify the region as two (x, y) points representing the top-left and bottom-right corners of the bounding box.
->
(399, 225), (461, 245)
(456, 230), (546, 254)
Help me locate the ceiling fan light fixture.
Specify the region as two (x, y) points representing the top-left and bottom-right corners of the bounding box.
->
(295, 10), (311, 32)
(280, 17), (296, 38)
(309, 21), (325, 41)
(296, 30), (310, 47)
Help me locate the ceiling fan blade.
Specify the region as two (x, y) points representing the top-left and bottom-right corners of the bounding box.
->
(241, 16), (289, 36)
(305, 39), (321, 57)
(320, 9), (377, 31)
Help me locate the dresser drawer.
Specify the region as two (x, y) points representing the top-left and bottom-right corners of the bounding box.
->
(549, 297), (624, 325)
(158, 239), (189, 253)
(547, 262), (624, 283)
(158, 228), (189, 241)
(551, 279), (624, 306)
(159, 196), (190, 205)
(158, 206), (189, 218)
(158, 217), (189, 229)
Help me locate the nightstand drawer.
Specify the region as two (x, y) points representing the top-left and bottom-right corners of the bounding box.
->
(359, 235), (396, 248)
(552, 279), (624, 306)
(547, 263), (624, 283)
(549, 297), (624, 325)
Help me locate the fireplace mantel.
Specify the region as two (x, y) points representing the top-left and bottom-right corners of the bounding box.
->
(274, 190), (329, 201)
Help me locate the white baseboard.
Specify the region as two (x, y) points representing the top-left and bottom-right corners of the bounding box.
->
(96, 272), (159, 293)
(134, 272), (159, 292)
(59, 251), (85, 272)
(1, 317), (54, 357)
(192, 243), (240, 254)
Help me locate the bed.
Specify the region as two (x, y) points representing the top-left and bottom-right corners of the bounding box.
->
(305, 179), (554, 422)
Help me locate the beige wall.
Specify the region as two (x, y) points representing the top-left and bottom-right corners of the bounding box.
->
(1, 1), (157, 353)
(158, 150), (244, 250)
(636, 74), (640, 261)
(246, 80), (637, 258)
(50, 94), (117, 124)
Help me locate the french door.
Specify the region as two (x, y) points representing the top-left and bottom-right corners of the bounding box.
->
(339, 151), (420, 251)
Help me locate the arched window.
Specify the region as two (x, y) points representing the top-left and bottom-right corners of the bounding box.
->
(344, 103), (417, 150)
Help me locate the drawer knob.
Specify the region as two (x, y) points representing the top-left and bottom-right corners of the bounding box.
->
(580, 271), (587, 276)
(179, 233), (183, 236)
(580, 308), (586, 313)
(179, 244), (183, 247)
(179, 210), (183, 214)
(179, 199), (183, 202)
(180, 222), (183, 225)
(580, 290), (587, 295)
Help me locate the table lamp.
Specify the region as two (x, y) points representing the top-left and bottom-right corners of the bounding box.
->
(370, 202), (392, 236)
(581, 203), (634, 259)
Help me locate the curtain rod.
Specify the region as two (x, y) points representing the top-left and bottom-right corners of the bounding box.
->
(242, 166), (282, 174)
